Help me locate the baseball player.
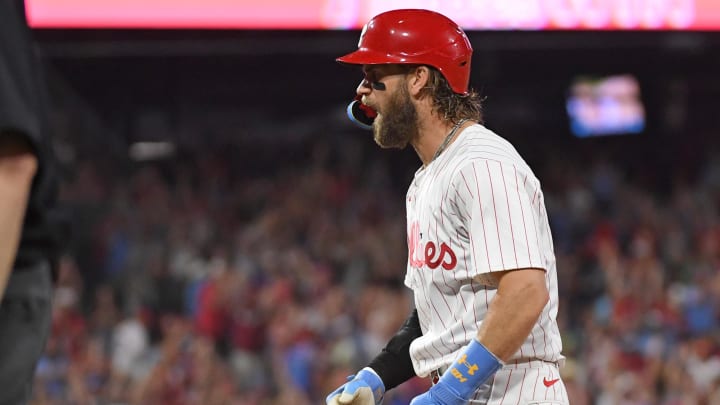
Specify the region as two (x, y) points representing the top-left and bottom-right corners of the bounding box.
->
(326, 9), (568, 405)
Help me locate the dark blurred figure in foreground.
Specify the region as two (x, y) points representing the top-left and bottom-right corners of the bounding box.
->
(0, 0), (63, 403)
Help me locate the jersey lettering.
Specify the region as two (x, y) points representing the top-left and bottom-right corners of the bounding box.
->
(408, 221), (457, 270)
(408, 222), (424, 268)
(424, 242), (457, 270)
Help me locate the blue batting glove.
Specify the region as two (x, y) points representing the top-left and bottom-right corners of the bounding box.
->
(410, 339), (503, 405)
(326, 367), (385, 405)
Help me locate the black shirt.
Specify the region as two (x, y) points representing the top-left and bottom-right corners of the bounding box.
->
(0, 0), (63, 272)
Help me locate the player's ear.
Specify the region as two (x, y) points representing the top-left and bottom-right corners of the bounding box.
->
(407, 65), (430, 96)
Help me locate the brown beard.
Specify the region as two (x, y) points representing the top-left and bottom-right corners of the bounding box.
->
(373, 84), (419, 149)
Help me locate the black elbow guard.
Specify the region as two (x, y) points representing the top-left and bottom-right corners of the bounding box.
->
(367, 309), (422, 390)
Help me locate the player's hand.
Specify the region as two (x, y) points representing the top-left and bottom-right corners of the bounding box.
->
(326, 368), (385, 405)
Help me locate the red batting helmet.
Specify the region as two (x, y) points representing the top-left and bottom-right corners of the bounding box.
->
(336, 9), (473, 95)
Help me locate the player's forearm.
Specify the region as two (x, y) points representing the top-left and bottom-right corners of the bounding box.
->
(476, 268), (549, 361)
(0, 141), (37, 300)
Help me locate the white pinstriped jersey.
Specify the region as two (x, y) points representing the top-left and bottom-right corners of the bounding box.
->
(405, 124), (564, 378)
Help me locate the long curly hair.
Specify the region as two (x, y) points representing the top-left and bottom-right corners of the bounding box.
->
(418, 66), (484, 125)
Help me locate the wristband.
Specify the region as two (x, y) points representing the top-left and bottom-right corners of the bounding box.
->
(433, 339), (503, 403)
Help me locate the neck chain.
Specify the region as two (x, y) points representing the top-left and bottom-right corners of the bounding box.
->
(431, 119), (468, 163)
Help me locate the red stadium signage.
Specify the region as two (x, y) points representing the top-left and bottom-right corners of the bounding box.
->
(26, 0), (720, 30)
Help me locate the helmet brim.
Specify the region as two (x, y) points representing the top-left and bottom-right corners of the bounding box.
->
(336, 49), (411, 66)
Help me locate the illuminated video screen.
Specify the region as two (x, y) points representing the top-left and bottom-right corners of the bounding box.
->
(566, 74), (646, 138)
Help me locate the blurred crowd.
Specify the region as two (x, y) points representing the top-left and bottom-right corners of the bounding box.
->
(28, 136), (720, 405)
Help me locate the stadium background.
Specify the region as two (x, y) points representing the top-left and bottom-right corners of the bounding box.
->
(23, 3), (720, 404)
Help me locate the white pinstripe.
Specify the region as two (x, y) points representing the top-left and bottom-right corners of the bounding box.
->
(405, 124), (566, 403)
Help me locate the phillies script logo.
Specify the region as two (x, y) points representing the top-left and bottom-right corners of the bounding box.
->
(408, 222), (457, 270)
